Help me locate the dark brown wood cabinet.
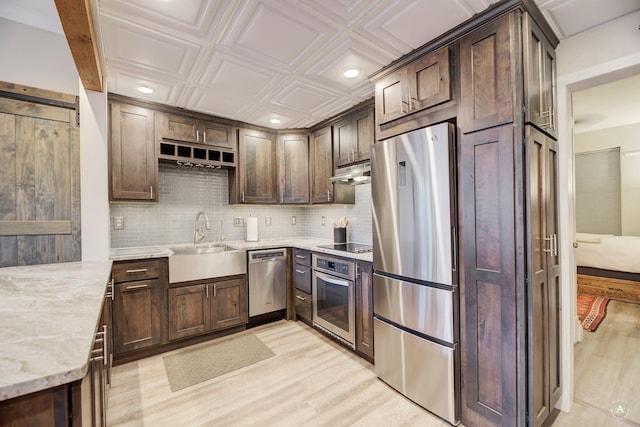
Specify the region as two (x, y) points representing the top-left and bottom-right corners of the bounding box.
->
(230, 128), (278, 204)
(277, 132), (310, 204)
(111, 259), (167, 355)
(293, 248), (312, 323)
(109, 102), (157, 202)
(309, 126), (354, 205)
(168, 276), (248, 340)
(161, 113), (236, 149)
(375, 46), (452, 126)
(355, 260), (374, 363)
(455, 4), (560, 427)
(333, 105), (374, 167)
(524, 13), (557, 139)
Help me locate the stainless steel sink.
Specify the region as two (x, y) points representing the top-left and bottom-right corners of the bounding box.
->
(168, 244), (246, 283)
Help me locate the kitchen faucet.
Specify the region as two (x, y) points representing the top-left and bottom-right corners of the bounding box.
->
(194, 211), (210, 244)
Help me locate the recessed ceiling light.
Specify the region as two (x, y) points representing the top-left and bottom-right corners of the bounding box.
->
(270, 118), (281, 124)
(343, 68), (360, 79)
(137, 86), (154, 94)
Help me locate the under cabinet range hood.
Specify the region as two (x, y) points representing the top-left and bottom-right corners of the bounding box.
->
(330, 161), (371, 185)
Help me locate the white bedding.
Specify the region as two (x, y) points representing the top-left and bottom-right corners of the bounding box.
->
(575, 233), (640, 274)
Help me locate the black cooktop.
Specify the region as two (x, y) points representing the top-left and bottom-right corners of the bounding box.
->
(317, 243), (373, 254)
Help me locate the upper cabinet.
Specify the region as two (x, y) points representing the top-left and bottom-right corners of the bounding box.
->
(161, 113), (236, 149)
(277, 132), (310, 204)
(230, 128), (278, 204)
(109, 102), (157, 202)
(310, 126), (355, 205)
(333, 105), (374, 167)
(374, 46), (452, 127)
(523, 12), (557, 139)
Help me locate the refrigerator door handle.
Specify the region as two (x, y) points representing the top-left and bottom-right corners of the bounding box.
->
(452, 226), (457, 271)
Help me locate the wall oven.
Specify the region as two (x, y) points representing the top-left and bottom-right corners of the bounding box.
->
(312, 254), (355, 349)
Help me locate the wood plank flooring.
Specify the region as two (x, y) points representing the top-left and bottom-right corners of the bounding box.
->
(107, 320), (450, 427)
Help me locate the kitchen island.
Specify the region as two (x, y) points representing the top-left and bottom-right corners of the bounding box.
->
(0, 260), (112, 424)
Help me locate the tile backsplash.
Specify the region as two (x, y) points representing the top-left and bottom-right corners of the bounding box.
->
(110, 164), (372, 248)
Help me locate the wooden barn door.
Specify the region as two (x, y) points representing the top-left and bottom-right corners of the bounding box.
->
(0, 83), (80, 267)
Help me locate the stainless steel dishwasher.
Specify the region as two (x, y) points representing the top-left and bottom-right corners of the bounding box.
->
(248, 248), (287, 317)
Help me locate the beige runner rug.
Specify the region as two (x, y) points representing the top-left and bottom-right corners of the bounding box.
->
(163, 333), (275, 392)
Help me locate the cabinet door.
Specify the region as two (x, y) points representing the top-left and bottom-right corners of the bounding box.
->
(109, 103), (157, 201)
(355, 261), (374, 362)
(527, 126), (560, 427)
(459, 125), (519, 426)
(238, 128), (277, 204)
(279, 133), (310, 204)
(161, 113), (199, 143)
(353, 107), (374, 162)
(407, 46), (451, 114)
(333, 117), (355, 167)
(210, 278), (248, 330)
(168, 284), (209, 340)
(523, 14), (557, 139)
(310, 126), (334, 204)
(459, 13), (515, 133)
(112, 279), (163, 354)
(201, 120), (236, 149)
(375, 68), (407, 125)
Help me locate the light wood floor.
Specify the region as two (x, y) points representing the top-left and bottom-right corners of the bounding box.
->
(108, 301), (640, 427)
(107, 320), (450, 427)
(552, 299), (640, 427)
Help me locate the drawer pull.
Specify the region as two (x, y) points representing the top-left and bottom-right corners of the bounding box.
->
(295, 255), (307, 259)
(125, 284), (149, 290)
(296, 295), (307, 301)
(295, 269), (306, 274)
(125, 268), (148, 274)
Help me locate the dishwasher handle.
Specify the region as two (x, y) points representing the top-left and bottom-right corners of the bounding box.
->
(248, 249), (287, 263)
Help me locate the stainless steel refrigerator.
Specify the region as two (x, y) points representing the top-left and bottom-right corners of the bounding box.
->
(371, 122), (459, 425)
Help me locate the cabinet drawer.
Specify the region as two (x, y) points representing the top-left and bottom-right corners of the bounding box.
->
(295, 289), (312, 323)
(293, 249), (311, 267)
(112, 260), (160, 282)
(293, 265), (311, 294)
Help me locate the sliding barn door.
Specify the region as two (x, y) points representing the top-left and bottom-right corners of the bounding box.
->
(0, 89), (80, 266)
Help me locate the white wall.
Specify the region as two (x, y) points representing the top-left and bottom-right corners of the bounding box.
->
(0, 17), (111, 261)
(575, 123), (640, 236)
(556, 9), (640, 413)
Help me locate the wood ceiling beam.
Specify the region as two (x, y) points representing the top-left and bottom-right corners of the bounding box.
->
(54, 0), (103, 92)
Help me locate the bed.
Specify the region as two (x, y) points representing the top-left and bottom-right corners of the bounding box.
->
(575, 233), (640, 303)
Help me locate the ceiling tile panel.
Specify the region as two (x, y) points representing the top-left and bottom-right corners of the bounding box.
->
(271, 80), (340, 114)
(299, 0), (385, 26)
(106, 68), (183, 105)
(187, 88), (251, 120)
(102, 16), (201, 76)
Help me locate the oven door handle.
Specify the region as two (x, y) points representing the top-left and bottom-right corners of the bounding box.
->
(317, 273), (350, 287)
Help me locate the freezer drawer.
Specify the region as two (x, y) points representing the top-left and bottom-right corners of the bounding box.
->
(374, 318), (459, 425)
(373, 273), (456, 343)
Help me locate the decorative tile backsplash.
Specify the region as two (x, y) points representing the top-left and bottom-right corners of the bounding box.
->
(110, 164), (372, 248)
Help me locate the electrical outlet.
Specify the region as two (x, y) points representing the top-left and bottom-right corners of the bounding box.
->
(113, 217), (124, 230)
(234, 217), (244, 226)
(321, 216), (326, 226)
(291, 216), (296, 225)
(265, 216), (271, 226)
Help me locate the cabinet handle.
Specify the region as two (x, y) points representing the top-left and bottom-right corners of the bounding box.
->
(102, 325), (108, 366)
(242, 191), (245, 203)
(553, 233), (558, 257)
(125, 268), (148, 274)
(295, 255), (306, 259)
(542, 235), (553, 254)
(206, 284), (209, 298)
(213, 284), (217, 297)
(295, 269), (306, 274)
(203, 131), (207, 144)
(150, 185), (153, 200)
(356, 264), (360, 278)
(327, 190), (331, 201)
(196, 129), (199, 143)
(125, 283), (149, 290)
(296, 295), (306, 301)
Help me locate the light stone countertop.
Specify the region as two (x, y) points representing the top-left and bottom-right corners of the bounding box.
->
(110, 237), (373, 263)
(0, 260), (113, 401)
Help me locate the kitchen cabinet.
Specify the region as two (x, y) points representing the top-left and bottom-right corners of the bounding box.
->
(293, 249), (312, 324)
(111, 259), (167, 355)
(277, 132), (310, 204)
(229, 128), (278, 204)
(355, 260), (374, 363)
(109, 102), (157, 202)
(374, 46), (452, 126)
(455, 5), (560, 427)
(524, 13), (557, 139)
(168, 276), (248, 340)
(333, 105), (374, 167)
(160, 113), (236, 149)
(309, 126), (355, 205)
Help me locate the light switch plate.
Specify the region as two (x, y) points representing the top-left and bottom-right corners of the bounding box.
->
(291, 216), (296, 225)
(321, 216), (326, 226)
(265, 216), (271, 226)
(113, 217), (124, 230)
(234, 217), (244, 226)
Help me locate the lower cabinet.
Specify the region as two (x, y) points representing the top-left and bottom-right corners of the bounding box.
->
(168, 276), (248, 341)
(355, 261), (374, 362)
(294, 289), (312, 324)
